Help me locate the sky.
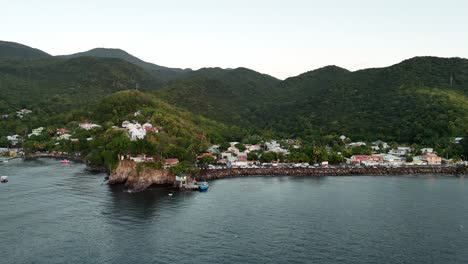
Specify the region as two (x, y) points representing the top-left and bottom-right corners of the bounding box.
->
(2, 0), (468, 79)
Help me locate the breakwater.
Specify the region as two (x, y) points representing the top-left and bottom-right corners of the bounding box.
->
(199, 166), (467, 180)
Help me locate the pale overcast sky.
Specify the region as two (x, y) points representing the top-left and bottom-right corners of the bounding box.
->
(2, 0), (467, 79)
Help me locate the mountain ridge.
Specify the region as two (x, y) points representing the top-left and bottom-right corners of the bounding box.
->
(1, 40), (467, 146)
(0, 41), (51, 60)
(59, 47), (192, 81)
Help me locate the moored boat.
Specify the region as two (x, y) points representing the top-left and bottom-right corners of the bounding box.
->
(197, 182), (209, 191)
(0, 176), (8, 183)
(60, 159), (71, 164)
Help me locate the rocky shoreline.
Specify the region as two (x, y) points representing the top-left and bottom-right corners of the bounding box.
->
(107, 160), (467, 192)
(198, 166), (467, 180)
(108, 160), (174, 192)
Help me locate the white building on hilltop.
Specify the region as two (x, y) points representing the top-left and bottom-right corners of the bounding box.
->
(79, 122), (101, 130)
(28, 127), (44, 138)
(122, 121), (158, 141)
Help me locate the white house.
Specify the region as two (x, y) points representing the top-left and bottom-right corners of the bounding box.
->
(454, 137), (463, 144)
(265, 140), (280, 150)
(227, 146), (240, 155)
(265, 140), (289, 154)
(221, 152), (238, 164)
(57, 133), (71, 141)
(16, 109), (32, 118)
(121, 121), (158, 141)
(128, 124), (145, 141)
(347, 142), (367, 147)
(389, 147), (412, 156)
(79, 122), (101, 130)
(371, 140), (389, 151)
(28, 127), (44, 138)
(122, 121), (131, 128)
(420, 148), (434, 154)
(383, 154), (403, 165)
(246, 144), (261, 152)
(7, 135), (20, 145)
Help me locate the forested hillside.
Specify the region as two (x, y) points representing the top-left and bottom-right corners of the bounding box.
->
(61, 48), (191, 81)
(155, 67), (280, 128)
(1, 40), (467, 147)
(0, 41), (51, 60)
(156, 57), (468, 145)
(0, 56), (162, 113)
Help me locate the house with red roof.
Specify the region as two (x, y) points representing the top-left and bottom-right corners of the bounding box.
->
(163, 158), (179, 167)
(56, 128), (70, 135)
(420, 153), (442, 165)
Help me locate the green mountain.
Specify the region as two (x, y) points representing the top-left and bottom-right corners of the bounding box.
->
(0, 56), (162, 113)
(61, 48), (191, 81)
(155, 57), (468, 145)
(0, 41), (51, 60)
(155, 67), (280, 128)
(0, 40), (466, 147)
(262, 57), (468, 145)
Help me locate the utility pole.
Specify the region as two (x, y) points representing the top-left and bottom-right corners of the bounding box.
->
(450, 75), (453, 87)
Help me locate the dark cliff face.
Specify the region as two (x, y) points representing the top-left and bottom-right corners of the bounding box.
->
(109, 160), (175, 192)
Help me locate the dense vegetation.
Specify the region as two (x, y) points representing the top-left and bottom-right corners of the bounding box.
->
(0, 56), (162, 112)
(0, 41), (51, 60)
(1, 41), (467, 167)
(1, 90), (245, 170)
(156, 57), (468, 147)
(260, 57), (468, 146)
(155, 67), (279, 128)
(61, 48), (191, 81)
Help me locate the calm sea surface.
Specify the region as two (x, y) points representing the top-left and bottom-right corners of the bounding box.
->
(1, 159), (467, 264)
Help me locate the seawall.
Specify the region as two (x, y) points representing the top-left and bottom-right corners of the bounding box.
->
(199, 166), (467, 180)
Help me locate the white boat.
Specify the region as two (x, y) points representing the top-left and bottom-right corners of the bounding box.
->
(0, 176), (8, 183)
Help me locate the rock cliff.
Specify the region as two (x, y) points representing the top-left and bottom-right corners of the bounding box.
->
(108, 160), (175, 192)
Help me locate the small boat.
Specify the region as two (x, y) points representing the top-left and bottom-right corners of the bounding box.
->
(0, 176), (8, 183)
(198, 182), (209, 191)
(60, 159), (71, 164)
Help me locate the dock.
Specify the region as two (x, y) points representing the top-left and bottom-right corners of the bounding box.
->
(180, 183), (199, 191)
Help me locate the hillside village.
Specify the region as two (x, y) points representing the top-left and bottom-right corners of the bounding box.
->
(195, 138), (462, 169)
(1, 108), (467, 170)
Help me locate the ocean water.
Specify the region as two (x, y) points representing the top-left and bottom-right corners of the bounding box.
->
(1, 159), (467, 264)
